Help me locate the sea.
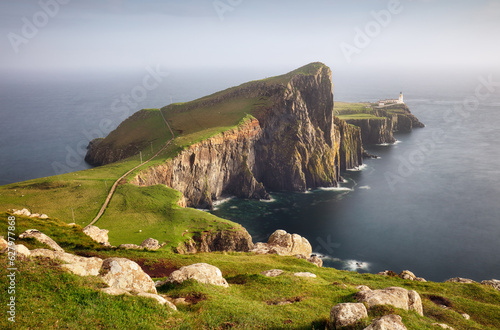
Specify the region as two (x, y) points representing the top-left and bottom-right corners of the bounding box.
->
(1, 66), (499, 282)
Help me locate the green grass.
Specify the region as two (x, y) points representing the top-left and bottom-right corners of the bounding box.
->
(2, 214), (500, 329)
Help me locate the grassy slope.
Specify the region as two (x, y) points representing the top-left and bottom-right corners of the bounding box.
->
(1, 214), (500, 329)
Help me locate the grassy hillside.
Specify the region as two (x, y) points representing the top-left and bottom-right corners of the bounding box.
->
(1, 213), (500, 329)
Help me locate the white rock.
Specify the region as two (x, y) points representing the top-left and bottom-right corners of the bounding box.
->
(100, 258), (157, 294)
(365, 314), (408, 330)
(83, 225), (110, 246)
(461, 313), (470, 320)
(293, 272), (316, 278)
(356, 286), (423, 316)
(356, 285), (371, 292)
(432, 323), (455, 329)
(119, 244), (143, 250)
(267, 230), (312, 257)
(445, 277), (477, 284)
(0, 236), (8, 254)
(137, 292), (177, 310)
(166, 263), (229, 288)
(399, 270), (416, 281)
(140, 238), (160, 250)
(39, 214), (49, 219)
(19, 229), (64, 252)
(481, 279), (500, 291)
(15, 244), (31, 258)
(260, 269), (284, 277)
(12, 208), (31, 217)
(30, 249), (103, 276)
(330, 303), (368, 328)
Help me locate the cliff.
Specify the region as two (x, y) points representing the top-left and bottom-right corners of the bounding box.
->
(130, 63), (363, 208)
(176, 228), (254, 254)
(337, 103), (424, 145)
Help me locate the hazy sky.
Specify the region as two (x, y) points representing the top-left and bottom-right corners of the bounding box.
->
(1, 0), (499, 73)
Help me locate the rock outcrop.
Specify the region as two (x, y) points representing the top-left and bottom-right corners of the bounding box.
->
(481, 279), (500, 291)
(176, 228), (253, 254)
(19, 229), (64, 252)
(30, 248), (103, 276)
(100, 258), (157, 294)
(83, 225), (110, 247)
(159, 263), (229, 288)
(355, 286), (423, 316)
(330, 303), (368, 329)
(364, 314), (407, 330)
(140, 238), (160, 250)
(445, 277), (477, 284)
(250, 229), (312, 257)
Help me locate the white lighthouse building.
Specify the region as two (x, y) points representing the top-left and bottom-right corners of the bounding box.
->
(398, 92), (404, 104)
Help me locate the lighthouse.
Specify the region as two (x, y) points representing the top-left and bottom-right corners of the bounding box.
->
(398, 92), (404, 104)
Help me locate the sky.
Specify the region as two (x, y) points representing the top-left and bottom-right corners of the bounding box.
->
(0, 0), (499, 75)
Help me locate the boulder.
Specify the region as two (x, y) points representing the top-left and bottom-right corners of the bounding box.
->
(15, 244), (31, 258)
(364, 314), (408, 330)
(481, 279), (500, 291)
(140, 238), (160, 250)
(165, 263), (229, 288)
(100, 258), (157, 294)
(461, 313), (470, 320)
(399, 270), (416, 281)
(415, 277), (427, 282)
(100, 287), (131, 296)
(30, 213), (41, 218)
(356, 285), (371, 292)
(39, 214), (49, 219)
(356, 286), (423, 316)
(0, 236), (8, 253)
(119, 244), (143, 250)
(249, 242), (271, 254)
(330, 303), (368, 329)
(12, 208), (31, 216)
(307, 255), (323, 267)
(293, 272), (316, 278)
(19, 229), (64, 252)
(261, 269), (284, 277)
(137, 292), (177, 310)
(30, 249), (103, 276)
(83, 225), (110, 246)
(445, 277), (476, 284)
(267, 230), (312, 257)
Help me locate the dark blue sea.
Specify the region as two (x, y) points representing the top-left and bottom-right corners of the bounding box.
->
(1, 67), (499, 282)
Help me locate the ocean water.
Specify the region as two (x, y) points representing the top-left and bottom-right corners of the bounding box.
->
(1, 67), (499, 281)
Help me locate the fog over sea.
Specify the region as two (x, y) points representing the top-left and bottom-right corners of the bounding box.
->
(1, 67), (499, 282)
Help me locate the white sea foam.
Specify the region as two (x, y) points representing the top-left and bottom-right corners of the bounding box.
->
(212, 196), (236, 210)
(358, 185), (371, 190)
(260, 196), (276, 203)
(317, 186), (353, 192)
(347, 164), (368, 172)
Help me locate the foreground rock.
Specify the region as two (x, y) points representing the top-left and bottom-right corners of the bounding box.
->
(365, 314), (407, 330)
(19, 229), (64, 252)
(140, 238), (160, 250)
(481, 279), (500, 291)
(137, 292), (177, 310)
(161, 263), (229, 288)
(14, 244), (31, 258)
(355, 287), (423, 316)
(330, 303), (368, 329)
(83, 225), (110, 246)
(250, 230), (316, 267)
(119, 244), (143, 250)
(0, 237), (7, 253)
(100, 258), (157, 294)
(445, 277), (477, 284)
(30, 248), (103, 276)
(261, 269), (284, 277)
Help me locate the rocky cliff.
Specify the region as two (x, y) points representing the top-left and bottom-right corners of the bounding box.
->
(92, 63), (363, 209)
(176, 228), (254, 254)
(343, 105), (424, 145)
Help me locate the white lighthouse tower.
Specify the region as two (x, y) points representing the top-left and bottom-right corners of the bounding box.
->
(398, 92), (404, 104)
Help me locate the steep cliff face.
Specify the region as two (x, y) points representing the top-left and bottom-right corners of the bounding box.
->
(346, 118), (396, 145)
(176, 228), (254, 254)
(252, 66), (340, 191)
(133, 118), (268, 209)
(334, 117), (363, 171)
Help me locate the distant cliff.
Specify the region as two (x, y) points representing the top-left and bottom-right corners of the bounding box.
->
(88, 63), (364, 209)
(339, 104), (424, 145)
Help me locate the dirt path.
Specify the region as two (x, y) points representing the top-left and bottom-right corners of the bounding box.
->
(85, 109), (174, 228)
